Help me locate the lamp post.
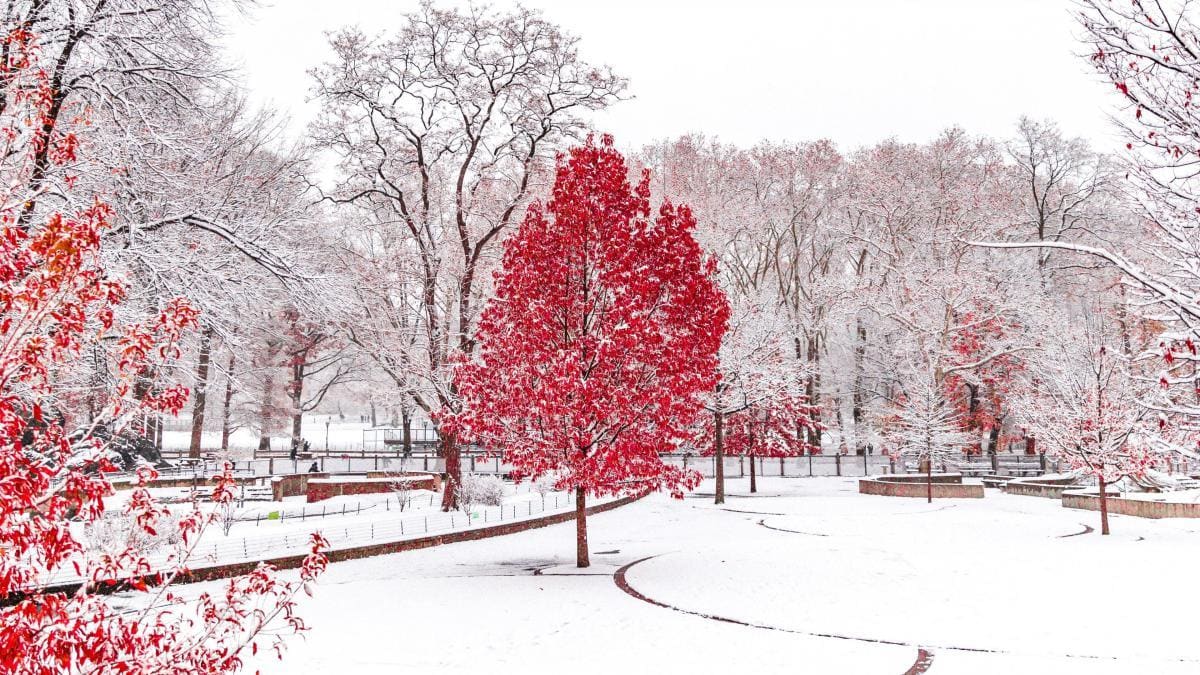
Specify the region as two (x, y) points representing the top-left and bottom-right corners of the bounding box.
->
(325, 419), (330, 452)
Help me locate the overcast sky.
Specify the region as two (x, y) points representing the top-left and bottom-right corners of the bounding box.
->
(223, 0), (1123, 154)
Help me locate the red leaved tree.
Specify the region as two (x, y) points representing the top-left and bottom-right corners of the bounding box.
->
(0, 29), (326, 673)
(452, 135), (727, 567)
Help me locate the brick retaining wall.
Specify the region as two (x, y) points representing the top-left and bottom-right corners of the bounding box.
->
(271, 473), (330, 501)
(1004, 477), (1079, 499)
(1062, 492), (1200, 519)
(859, 477), (984, 499)
(875, 473), (965, 485)
(365, 470), (443, 491)
(306, 475), (438, 502)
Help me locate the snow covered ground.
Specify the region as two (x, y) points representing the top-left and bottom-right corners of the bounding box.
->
(166, 476), (1200, 674)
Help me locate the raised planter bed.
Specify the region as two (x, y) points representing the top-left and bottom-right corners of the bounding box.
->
(1062, 491), (1200, 519)
(1003, 475), (1080, 499)
(859, 474), (984, 499)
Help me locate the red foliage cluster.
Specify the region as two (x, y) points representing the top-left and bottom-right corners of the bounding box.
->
(695, 395), (820, 459)
(942, 306), (1024, 450)
(0, 29), (325, 673)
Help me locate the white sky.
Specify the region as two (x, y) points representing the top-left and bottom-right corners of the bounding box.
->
(223, 0), (1123, 154)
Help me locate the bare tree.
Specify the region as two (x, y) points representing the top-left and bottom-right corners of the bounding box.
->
(311, 2), (625, 509)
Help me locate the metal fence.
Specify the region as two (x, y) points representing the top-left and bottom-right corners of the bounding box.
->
(56, 490), (587, 587)
(662, 454), (894, 478)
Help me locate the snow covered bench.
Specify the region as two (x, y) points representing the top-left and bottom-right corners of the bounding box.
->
(950, 460), (995, 477)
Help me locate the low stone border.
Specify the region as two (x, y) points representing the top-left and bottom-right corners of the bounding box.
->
(859, 475), (984, 499)
(1004, 476), (1080, 499)
(875, 473), (966, 485)
(1062, 491), (1200, 519)
(12, 490), (650, 603)
(271, 472), (329, 500)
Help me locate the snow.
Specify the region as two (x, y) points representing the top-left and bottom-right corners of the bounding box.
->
(160, 476), (1200, 674)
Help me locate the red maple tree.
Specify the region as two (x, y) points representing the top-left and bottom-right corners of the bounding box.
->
(0, 29), (326, 673)
(451, 135), (727, 567)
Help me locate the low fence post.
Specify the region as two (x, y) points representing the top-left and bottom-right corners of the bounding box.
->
(835, 454), (841, 476)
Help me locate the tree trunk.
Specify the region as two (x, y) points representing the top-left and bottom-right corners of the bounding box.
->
(440, 430), (461, 511)
(575, 486), (589, 568)
(152, 415), (162, 453)
(401, 406), (412, 456)
(749, 454), (757, 493)
(188, 327), (214, 459)
(806, 334), (823, 449)
(220, 351), (235, 453)
(852, 318), (867, 455)
(714, 410), (725, 505)
(289, 361), (304, 452)
(1099, 475), (1110, 535)
(257, 369), (275, 455)
(926, 457), (933, 504)
(370, 400), (377, 427)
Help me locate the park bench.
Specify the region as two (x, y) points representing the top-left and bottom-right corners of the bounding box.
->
(981, 476), (1013, 489)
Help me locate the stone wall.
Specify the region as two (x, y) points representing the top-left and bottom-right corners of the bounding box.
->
(1004, 477), (1079, 499)
(307, 475), (438, 502)
(1062, 492), (1200, 519)
(365, 470), (442, 492)
(859, 476), (984, 499)
(874, 473), (965, 485)
(271, 473), (330, 501)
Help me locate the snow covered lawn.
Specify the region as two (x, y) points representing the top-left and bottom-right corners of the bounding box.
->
(172, 476), (1200, 674)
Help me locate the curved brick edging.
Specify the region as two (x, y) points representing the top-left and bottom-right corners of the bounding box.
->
(1059, 523), (1094, 538)
(903, 649), (935, 675)
(612, 554), (1200, 668)
(1062, 492), (1200, 519)
(756, 518), (829, 537)
(860, 477), (983, 499)
(12, 490), (650, 603)
(613, 555), (941, 672)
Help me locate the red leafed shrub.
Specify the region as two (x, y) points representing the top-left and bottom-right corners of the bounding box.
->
(0, 29), (325, 673)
